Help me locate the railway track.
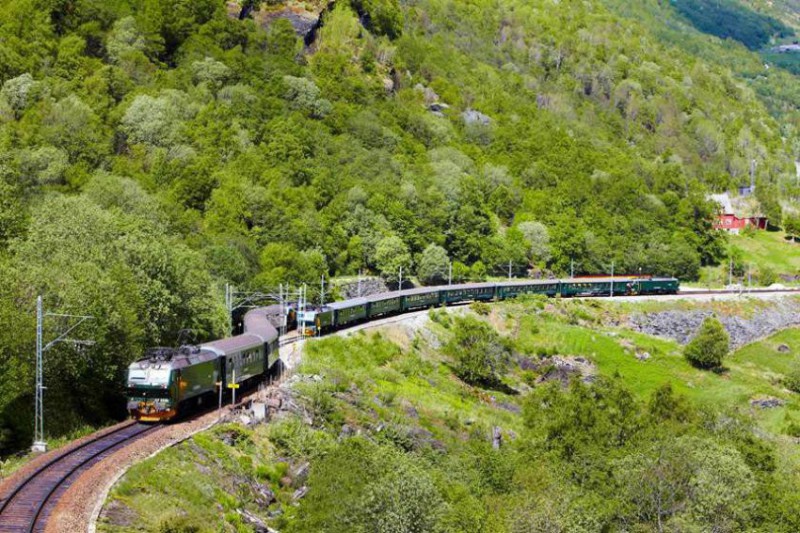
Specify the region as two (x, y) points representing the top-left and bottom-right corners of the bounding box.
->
(2, 285), (798, 531)
(0, 422), (159, 533)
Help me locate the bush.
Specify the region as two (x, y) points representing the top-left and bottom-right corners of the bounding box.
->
(783, 364), (800, 393)
(684, 317), (729, 369)
(470, 301), (490, 315)
(446, 316), (510, 386)
(417, 243), (449, 285)
(758, 266), (778, 287)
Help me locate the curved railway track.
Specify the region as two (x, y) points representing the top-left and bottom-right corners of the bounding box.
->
(2, 285), (799, 532)
(0, 422), (158, 533)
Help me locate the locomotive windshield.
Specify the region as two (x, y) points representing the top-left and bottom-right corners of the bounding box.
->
(127, 365), (171, 387)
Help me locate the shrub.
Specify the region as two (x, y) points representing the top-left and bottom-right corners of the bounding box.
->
(417, 243), (449, 285)
(758, 266), (778, 287)
(684, 317), (729, 369)
(470, 301), (490, 315)
(446, 316), (510, 386)
(783, 364), (800, 393)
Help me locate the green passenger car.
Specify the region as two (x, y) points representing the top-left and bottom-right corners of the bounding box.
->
(637, 278), (680, 294)
(400, 288), (441, 311)
(367, 295), (403, 318)
(496, 281), (560, 299)
(440, 283), (496, 304)
(330, 299), (369, 327)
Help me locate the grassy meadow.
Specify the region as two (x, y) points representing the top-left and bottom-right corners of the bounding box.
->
(101, 296), (800, 532)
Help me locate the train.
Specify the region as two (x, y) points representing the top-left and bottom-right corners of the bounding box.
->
(126, 276), (679, 421)
(126, 305), (281, 422)
(296, 277), (679, 335)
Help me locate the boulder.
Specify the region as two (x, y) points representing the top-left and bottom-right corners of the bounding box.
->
(778, 344), (791, 353)
(292, 486), (309, 501)
(750, 396), (785, 409)
(462, 109), (491, 125)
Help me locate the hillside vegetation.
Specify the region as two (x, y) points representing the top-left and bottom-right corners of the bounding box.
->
(672, 0), (793, 50)
(102, 298), (800, 532)
(1, 0), (800, 452)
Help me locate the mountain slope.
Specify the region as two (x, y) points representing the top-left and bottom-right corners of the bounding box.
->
(0, 0), (798, 449)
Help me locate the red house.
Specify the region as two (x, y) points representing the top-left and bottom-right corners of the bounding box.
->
(709, 193), (768, 234)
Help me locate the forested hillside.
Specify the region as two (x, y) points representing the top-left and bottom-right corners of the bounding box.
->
(0, 0), (799, 451)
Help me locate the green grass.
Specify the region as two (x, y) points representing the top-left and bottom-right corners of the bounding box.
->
(734, 231), (800, 274)
(512, 302), (800, 438)
(696, 230), (800, 287)
(101, 297), (800, 530)
(99, 423), (296, 532)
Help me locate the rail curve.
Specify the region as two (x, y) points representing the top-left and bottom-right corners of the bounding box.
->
(3, 284), (800, 531)
(0, 422), (158, 532)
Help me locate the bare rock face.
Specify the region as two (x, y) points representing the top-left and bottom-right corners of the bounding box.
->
(630, 299), (800, 349)
(531, 355), (597, 386)
(337, 277), (389, 299)
(462, 109), (491, 125)
(750, 396), (785, 409)
(226, 1), (328, 45)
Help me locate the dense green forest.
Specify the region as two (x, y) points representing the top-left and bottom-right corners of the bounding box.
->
(671, 0), (793, 50)
(0, 0), (799, 452)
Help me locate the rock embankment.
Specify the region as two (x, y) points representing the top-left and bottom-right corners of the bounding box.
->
(337, 277), (389, 299)
(630, 297), (800, 348)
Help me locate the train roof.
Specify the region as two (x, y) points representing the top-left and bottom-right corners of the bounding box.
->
(128, 345), (219, 370)
(441, 282), (497, 290)
(327, 298), (368, 310)
(202, 333), (267, 355)
(495, 280), (559, 287)
(395, 286), (442, 297)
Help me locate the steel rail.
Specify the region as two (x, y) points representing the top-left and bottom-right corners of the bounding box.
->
(0, 423), (158, 533)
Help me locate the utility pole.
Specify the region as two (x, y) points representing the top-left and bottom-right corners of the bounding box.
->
(299, 284), (307, 339)
(398, 266), (403, 291)
(33, 296), (94, 453)
(279, 284), (285, 337)
(357, 270), (362, 298)
(448, 262), (452, 286)
(610, 261), (615, 297)
(729, 257), (733, 287)
(320, 275), (326, 306)
(225, 283), (233, 334)
(570, 258), (574, 279)
(508, 261), (512, 280)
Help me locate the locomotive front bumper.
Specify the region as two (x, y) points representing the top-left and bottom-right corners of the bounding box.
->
(128, 400), (176, 422)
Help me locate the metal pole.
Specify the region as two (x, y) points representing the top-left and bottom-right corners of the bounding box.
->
(357, 271), (362, 298)
(279, 284), (285, 336)
(320, 275), (325, 306)
(225, 283), (233, 334)
(448, 262), (452, 286)
(508, 261), (512, 280)
(610, 261), (614, 297)
(748, 264), (752, 291)
(399, 266), (403, 291)
(570, 258), (574, 279)
(729, 257), (733, 287)
(32, 297), (93, 453)
(232, 370), (236, 406)
(33, 296), (44, 452)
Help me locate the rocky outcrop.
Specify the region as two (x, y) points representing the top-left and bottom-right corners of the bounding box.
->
(630, 298), (800, 349)
(337, 277), (389, 299)
(226, 1), (332, 46)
